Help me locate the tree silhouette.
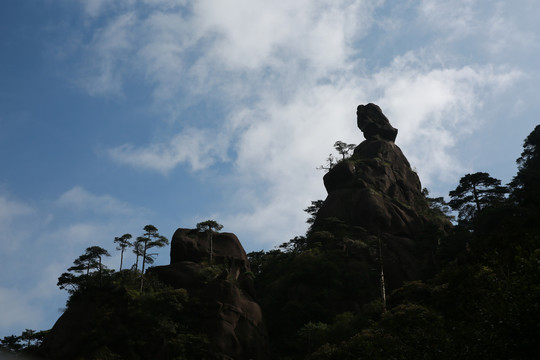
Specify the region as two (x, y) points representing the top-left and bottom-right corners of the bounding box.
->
(196, 220), (224, 265)
(137, 225), (168, 292)
(317, 153), (337, 171)
(114, 233), (132, 271)
(85, 246), (111, 280)
(333, 141), (356, 160)
(132, 239), (143, 272)
(0, 335), (22, 353)
(68, 246), (110, 276)
(317, 141), (356, 171)
(56, 272), (79, 294)
(20, 329), (35, 348)
(304, 200), (324, 226)
(58, 246), (110, 293)
(511, 124), (540, 208)
(422, 188), (454, 221)
(449, 172), (507, 223)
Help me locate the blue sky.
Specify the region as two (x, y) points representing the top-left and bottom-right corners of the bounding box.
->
(1, 0), (539, 338)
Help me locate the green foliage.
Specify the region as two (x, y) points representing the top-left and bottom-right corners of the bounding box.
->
(248, 229), (381, 358)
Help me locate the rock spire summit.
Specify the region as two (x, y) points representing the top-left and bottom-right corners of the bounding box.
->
(357, 103), (398, 142)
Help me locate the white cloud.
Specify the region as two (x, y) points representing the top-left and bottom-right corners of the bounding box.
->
(76, 0), (382, 100)
(70, 1), (530, 249)
(419, 0), (477, 39)
(56, 186), (139, 216)
(214, 48), (521, 246)
(108, 127), (229, 172)
(0, 196), (34, 224)
(0, 196), (34, 253)
(78, 12), (136, 95)
(0, 287), (42, 333)
(371, 53), (523, 184)
(191, 0), (370, 72)
(78, 0), (137, 18)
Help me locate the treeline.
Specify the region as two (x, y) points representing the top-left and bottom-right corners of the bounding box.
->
(0, 225), (169, 356)
(57, 224), (168, 296)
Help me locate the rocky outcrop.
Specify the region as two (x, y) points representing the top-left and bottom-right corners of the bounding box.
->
(151, 228), (268, 360)
(314, 104), (450, 289)
(356, 103), (398, 142)
(42, 228), (268, 360)
(319, 140), (425, 237)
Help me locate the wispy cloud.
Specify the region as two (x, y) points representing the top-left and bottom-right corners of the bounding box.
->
(0, 287), (43, 332)
(373, 52), (523, 183)
(0, 196), (34, 224)
(56, 186), (141, 216)
(0, 196), (35, 253)
(108, 127), (229, 172)
(78, 12), (136, 95)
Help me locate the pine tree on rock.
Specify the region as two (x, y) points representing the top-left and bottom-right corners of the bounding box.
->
(57, 246), (110, 293)
(196, 220), (224, 265)
(333, 141), (356, 160)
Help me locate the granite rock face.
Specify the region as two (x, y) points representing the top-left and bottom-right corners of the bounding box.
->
(320, 140), (424, 237)
(170, 228), (250, 279)
(151, 228), (268, 360)
(315, 104), (450, 288)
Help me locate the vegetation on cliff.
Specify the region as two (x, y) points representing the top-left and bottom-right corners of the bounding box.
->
(2, 125), (539, 359)
(247, 124), (540, 359)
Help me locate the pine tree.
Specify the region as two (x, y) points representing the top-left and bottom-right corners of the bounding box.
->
(137, 225), (168, 292)
(449, 172), (507, 223)
(196, 220), (224, 265)
(114, 233), (132, 271)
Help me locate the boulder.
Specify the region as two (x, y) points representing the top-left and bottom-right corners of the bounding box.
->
(152, 228), (268, 360)
(356, 103), (398, 142)
(170, 228), (250, 280)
